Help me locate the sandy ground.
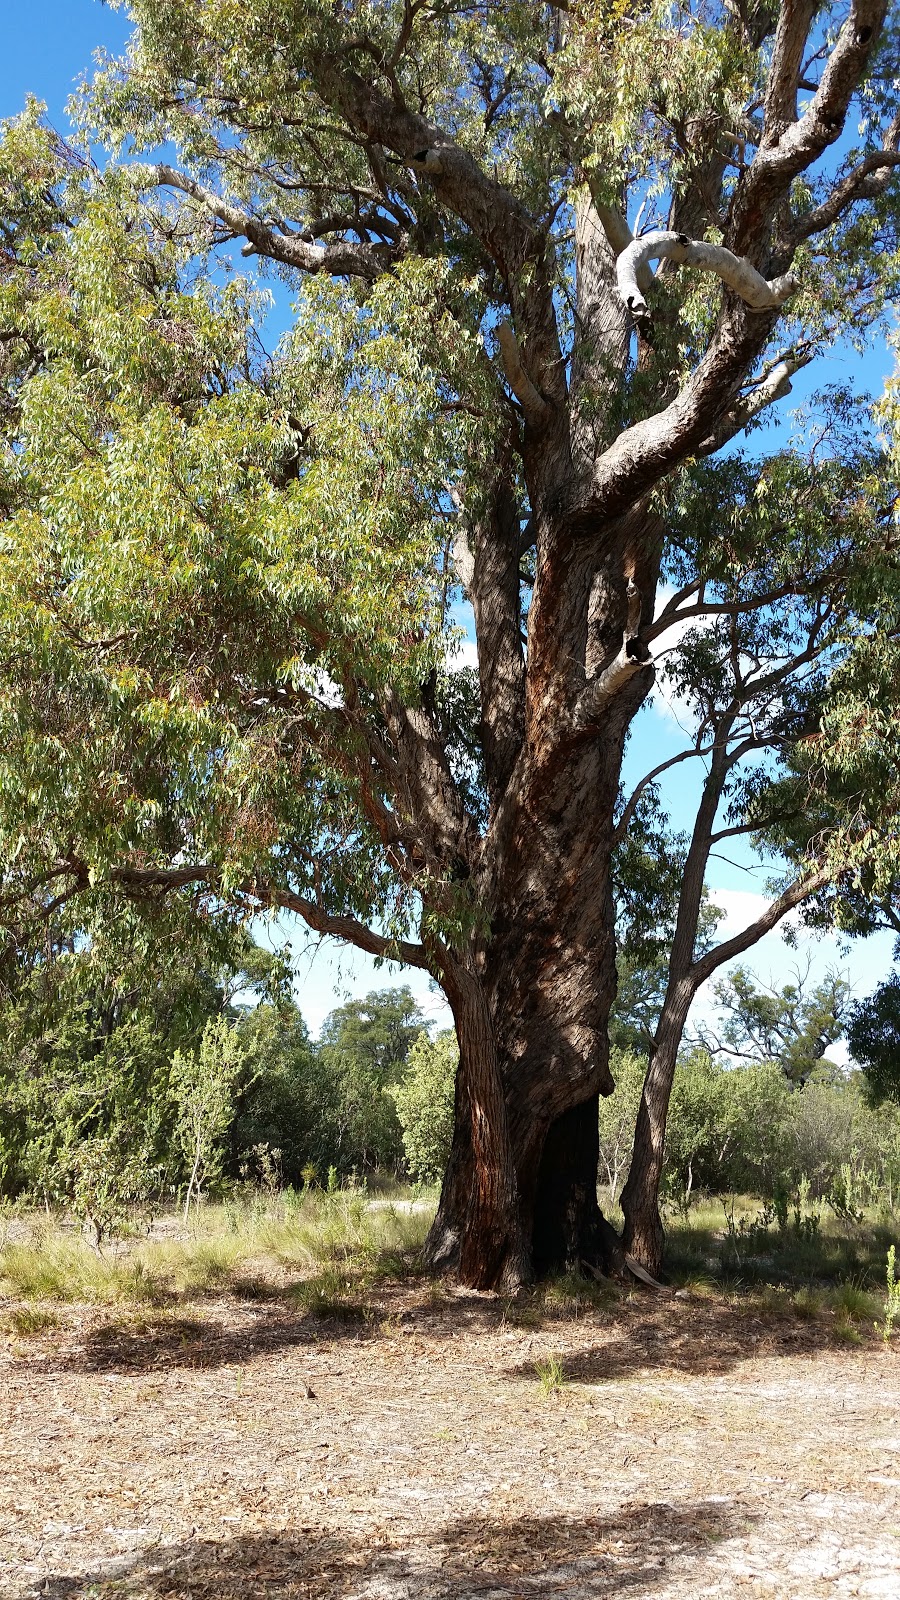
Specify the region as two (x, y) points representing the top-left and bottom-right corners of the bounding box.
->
(2, 1284), (899, 1599)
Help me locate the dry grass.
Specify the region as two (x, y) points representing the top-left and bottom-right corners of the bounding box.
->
(0, 1188), (433, 1312)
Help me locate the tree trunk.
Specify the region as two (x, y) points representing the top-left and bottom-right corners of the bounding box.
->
(620, 1012), (686, 1277)
(424, 959), (526, 1290)
(425, 1034), (625, 1288)
(423, 525), (657, 1290)
(424, 779), (627, 1288)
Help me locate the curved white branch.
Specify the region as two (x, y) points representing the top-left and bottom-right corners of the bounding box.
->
(616, 230), (799, 319)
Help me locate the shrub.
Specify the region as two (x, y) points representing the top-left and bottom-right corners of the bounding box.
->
(392, 1030), (457, 1184)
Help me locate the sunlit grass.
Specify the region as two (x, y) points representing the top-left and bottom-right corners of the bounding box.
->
(534, 1353), (568, 1394)
(664, 1195), (898, 1292)
(0, 1187), (435, 1308)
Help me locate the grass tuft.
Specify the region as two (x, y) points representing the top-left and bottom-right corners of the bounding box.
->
(0, 1189), (435, 1312)
(540, 1271), (614, 1318)
(534, 1353), (567, 1395)
(3, 1305), (62, 1336)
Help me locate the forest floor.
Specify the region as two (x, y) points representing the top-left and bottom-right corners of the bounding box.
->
(2, 1252), (900, 1600)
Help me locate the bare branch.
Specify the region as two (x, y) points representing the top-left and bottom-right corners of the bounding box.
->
(689, 869), (832, 987)
(148, 164), (395, 279)
(613, 742), (721, 846)
(644, 575), (811, 642)
(616, 231), (798, 320)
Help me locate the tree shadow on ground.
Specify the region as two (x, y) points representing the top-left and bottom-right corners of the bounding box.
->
(22, 1275), (867, 1379)
(34, 1500), (754, 1599)
(45, 1302), (379, 1376)
(503, 1293), (865, 1384)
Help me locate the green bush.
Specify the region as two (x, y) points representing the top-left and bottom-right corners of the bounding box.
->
(392, 1030), (458, 1184)
(597, 1048), (644, 1202)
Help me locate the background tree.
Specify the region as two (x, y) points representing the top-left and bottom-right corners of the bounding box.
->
(315, 987), (426, 1174)
(699, 962), (851, 1083)
(228, 998), (321, 1186)
(0, 897), (243, 1203)
(171, 1015), (249, 1219)
(392, 1028), (459, 1186)
(2, 1), (900, 1283)
(616, 411), (900, 1266)
(596, 1048), (645, 1204)
(847, 974), (900, 1103)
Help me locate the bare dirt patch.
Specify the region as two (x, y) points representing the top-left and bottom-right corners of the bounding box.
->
(2, 1284), (899, 1599)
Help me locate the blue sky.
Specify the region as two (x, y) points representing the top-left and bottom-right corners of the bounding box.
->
(4, 2), (897, 1038)
(0, 3), (131, 124)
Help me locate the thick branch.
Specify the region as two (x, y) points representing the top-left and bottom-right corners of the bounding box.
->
(764, 0), (819, 136)
(496, 322), (552, 428)
(573, 580), (652, 729)
(697, 351), (814, 454)
(790, 114), (900, 243)
(149, 164), (395, 279)
(732, 0), (889, 258)
(253, 882), (431, 969)
(314, 67), (537, 286)
(107, 859), (432, 967)
(689, 869), (832, 988)
(616, 231), (798, 320)
(311, 63), (567, 411)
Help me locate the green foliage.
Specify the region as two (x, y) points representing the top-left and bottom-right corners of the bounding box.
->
(315, 988), (426, 1174)
(0, 902), (236, 1205)
(597, 1047), (645, 1201)
(229, 1000), (321, 1185)
(847, 975), (900, 1105)
(392, 1029), (458, 1185)
(0, 94), (491, 955)
(601, 1044), (900, 1214)
(880, 1245), (900, 1342)
(171, 1016), (249, 1217)
(0, 955), (431, 1214)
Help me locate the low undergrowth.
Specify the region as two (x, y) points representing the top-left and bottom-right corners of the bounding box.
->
(660, 1195), (900, 1343)
(663, 1194), (898, 1293)
(2, 1188), (898, 1356)
(0, 1186), (434, 1312)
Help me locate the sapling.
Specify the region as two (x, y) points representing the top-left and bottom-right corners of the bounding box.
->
(880, 1246), (900, 1345)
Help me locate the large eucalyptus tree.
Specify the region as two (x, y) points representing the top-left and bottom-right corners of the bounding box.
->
(3, 0), (900, 1284)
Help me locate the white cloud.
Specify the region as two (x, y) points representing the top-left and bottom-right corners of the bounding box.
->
(446, 637), (479, 673)
(708, 885), (800, 939)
